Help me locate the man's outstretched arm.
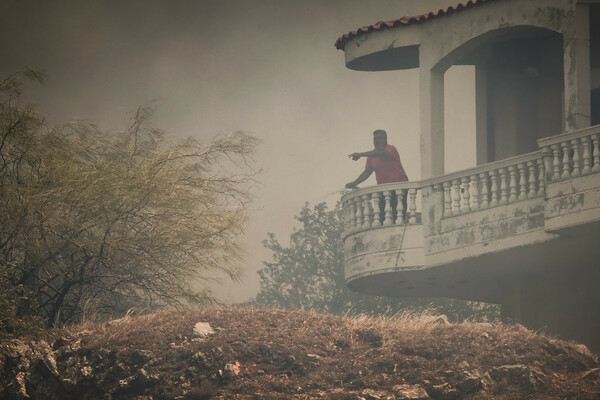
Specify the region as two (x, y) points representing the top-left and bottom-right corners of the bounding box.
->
(346, 169), (373, 188)
(348, 148), (393, 161)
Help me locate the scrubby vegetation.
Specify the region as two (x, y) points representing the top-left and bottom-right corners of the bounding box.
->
(1, 308), (599, 399)
(0, 71), (258, 331)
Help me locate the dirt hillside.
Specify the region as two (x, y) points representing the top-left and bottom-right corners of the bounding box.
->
(1, 308), (599, 399)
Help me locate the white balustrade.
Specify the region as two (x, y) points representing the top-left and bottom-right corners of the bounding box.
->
(342, 125), (600, 233)
(431, 152), (545, 218)
(341, 183), (422, 234)
(538, 126), (600, 181)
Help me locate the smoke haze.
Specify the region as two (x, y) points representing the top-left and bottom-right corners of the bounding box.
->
(1, 0), (474, 302)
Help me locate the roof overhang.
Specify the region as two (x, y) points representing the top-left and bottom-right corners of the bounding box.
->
(335, 0), (497, 71)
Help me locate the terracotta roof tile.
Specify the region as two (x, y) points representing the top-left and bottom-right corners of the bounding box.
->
(335, 0), (497, 50)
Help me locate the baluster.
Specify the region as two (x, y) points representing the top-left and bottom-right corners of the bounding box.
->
(470, 174), (480, 211)
(561, 141), (571, 178)
(348, 200), (355, 232)
(582, 136), (591, 174)
(408, 189), (418, 224)
(443, 181), (452, 217)
(536, 158), (546, 196)
(571, 139), (581, 176)
(592, 134), (600, 172)
(362, 194), (372, 229)
(383, 191), (393, 226)
(551, 144), (561, 180)
(489, 170), (499, 207)
(527, 161), (537, 198)
(499, 168), (508, 205)
(348, 199), (357, 231)
(461, 177), (471, 213)
(372, 192), (383, 227)
(479, 172), (489, 209)
(508, 166), (518, 203)
(395, 189), (406, 225)
(541, 146), (552, 181)
(518, 163), (527, 201)
(354, 197), (363, 230)
(452, 179), (461, 215)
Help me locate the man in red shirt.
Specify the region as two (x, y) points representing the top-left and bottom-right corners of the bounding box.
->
(346, 129), (409, 222)
(345, 129), (408, 188)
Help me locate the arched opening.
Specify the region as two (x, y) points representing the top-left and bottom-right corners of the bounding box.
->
(438, 26), (564, 165)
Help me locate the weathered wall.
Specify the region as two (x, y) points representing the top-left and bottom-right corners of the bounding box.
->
(545, 171), (600, 230)
(344, 224), (424, 284)
(425, 199), (552, 268)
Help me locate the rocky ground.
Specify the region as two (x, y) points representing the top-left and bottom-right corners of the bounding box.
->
(1, 308), (599, 399)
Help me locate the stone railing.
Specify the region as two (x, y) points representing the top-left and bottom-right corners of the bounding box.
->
(341, 181), (423, 235)
(538, 125), (600, 182)
(342, 125), (600, 233)
(428, 152), (546, 218)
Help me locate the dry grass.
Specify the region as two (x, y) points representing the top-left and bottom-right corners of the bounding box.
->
(51, 307), (600, 399)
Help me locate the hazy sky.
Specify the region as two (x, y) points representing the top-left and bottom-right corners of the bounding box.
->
(1, 0), (475, 302)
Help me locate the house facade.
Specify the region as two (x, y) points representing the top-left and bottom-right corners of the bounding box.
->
(336, 0), (600, 350)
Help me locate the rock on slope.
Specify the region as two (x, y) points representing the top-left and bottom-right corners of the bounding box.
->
(1, 308), (599, 399)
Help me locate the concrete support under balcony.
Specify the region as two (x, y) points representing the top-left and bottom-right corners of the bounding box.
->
(345, 225), (424, 294)
(499, 225), (600, 351)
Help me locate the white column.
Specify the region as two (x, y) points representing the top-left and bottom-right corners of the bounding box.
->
(475, 64), (488, 165)
(420, 67), (445, 178)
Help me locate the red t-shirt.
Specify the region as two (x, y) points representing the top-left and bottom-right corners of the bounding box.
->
(365, 144), (408, 184)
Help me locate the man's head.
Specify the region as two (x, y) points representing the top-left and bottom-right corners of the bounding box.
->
(373, 129), (387, 150)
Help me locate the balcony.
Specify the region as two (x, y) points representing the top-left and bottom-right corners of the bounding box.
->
(341, 125), (600, 307)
